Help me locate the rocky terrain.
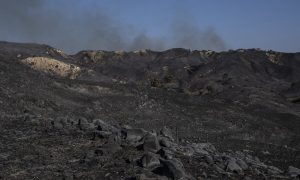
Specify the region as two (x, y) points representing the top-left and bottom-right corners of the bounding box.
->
(0, 41), (300, 179)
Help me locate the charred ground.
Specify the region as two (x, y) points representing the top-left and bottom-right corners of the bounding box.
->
(0, 41), (299, 179)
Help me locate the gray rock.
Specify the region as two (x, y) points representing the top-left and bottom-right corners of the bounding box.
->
(213, 164), (225, 174)
(93, 119), (119, 133)
(141, 152), (160, 169)
(78, 117), (94, 131)
(159, 137), (172, 148)
(100, 135), (122, 155)
(136, 174), (168, 180)
(125, 128), (147, 142)
(0, 153), (10, 161)
(288, 166), (300, 178)
(226, 158), (243, 174)
(236, 159), (248, 170)
(160, 126), (174, 141)
(160, 158), (194, 180)
(143, 133), (161, 153)
(190, 143), (216, 155)
(204, 155), (214, 164)
(94, 130), (112, 138)
(267, 165), (283, 175)
(157, 148), (174, 160)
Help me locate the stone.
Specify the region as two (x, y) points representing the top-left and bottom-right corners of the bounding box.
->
(136, 174), (168, 180)
(159, 137), (172, 148)
(267, 165), (283, 175)
(0, 153), (10, 161)
(204, 155), (214, 164)
(94, 130), (112, 138)
(236, 159), (248, 170)
(125, 128), (147, 142)
(93, 119), (119, 133)
(157, 148), (174, 160)
(159, 158), (194, 180)
(77, 118), (94, 131)
(100, 135), (122, 155)
(226, 158), (243, 174)
(141, 152), (160, 169)
(160, 126), (174, 141)
(288, 166), (300, 178)
(190, 143), (216, 155)
(143, 133), (161, 153)
(213, 164), (225, 174)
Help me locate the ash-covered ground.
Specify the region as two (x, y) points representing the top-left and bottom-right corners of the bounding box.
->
(0, 41), (299, 179)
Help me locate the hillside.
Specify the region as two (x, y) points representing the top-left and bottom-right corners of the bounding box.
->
(0, 41), (299, 179)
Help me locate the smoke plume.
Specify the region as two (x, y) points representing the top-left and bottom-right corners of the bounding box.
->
(0, 0), (227, 53)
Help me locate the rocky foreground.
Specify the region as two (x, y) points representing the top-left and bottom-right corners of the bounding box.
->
(0, 41), (300, 179)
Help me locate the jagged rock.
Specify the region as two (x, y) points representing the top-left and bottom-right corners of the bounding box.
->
(143, 133), (161, 153)
(77, 118), (94, 131)
(204, 155), (214, 165)
(226, 158), (243, 174)
(136, 174), (168, 180)
(124, 128), (147, 142)
(100, 135), (122, 155)
(94, 130), (112, 138)
(0, 153), (10, 161)
(190, 143), (216, 155)
(160, 126), (174, 142)
(93, 119), (119, 133)
(159, 137), (172, 148)
(267, 165), (283, 175)
(288, 166), (300, 178)
(159, 158), (194, 180)
(141, 152), (160, 169)
(213, 164), (225, 174)
(236, 159), (248, 170)
(157, 148), (174, 160)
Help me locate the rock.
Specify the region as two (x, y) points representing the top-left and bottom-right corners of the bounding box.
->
(94, 130), (112, 138)
(77, 118), (94, 131)
(143, 133), (161, 153)
(141, 152), (160, 169)
(100, 135), (122, 155)
(204, 155), (214, 164)
(160, 126), (174, 141)
(226, 158), (243, 174)
(0, 153), (10, 161)
(93, 119), (119, 133)
(136, 174), (168, 180)
(159, 137), (172, 148)
(159, 158), (194, 180)
(267, 165), (283, 175)
(213, 164), (225, 174)
(236, 159), (248, 170)
(288, 166), (300, 178)
(125, 128), (147, 142)
(190, 143), (216, 155)
(157, 148), (174, 160)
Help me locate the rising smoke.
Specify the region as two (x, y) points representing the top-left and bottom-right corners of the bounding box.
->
(0, 0), (227, 53)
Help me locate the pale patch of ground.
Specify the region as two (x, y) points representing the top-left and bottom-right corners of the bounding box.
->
(21, 57), (81, 79)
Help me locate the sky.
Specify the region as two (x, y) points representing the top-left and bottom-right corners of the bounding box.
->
(0, 0), (299, 53)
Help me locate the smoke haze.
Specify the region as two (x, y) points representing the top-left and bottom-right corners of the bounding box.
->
(0, 0), (227, 53)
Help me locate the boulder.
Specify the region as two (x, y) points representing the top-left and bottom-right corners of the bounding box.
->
(236, 159), (248, 170)
(141, 152), (160, 169)
(125, 128), (147, 142)
(288, 166), (300, 178)
(143, 133), (161, 153)
(93, 119), (119, 133)
(159, 158), (194, 180)
(160, 126), (174, 141)
(226, 158), (243, 174)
